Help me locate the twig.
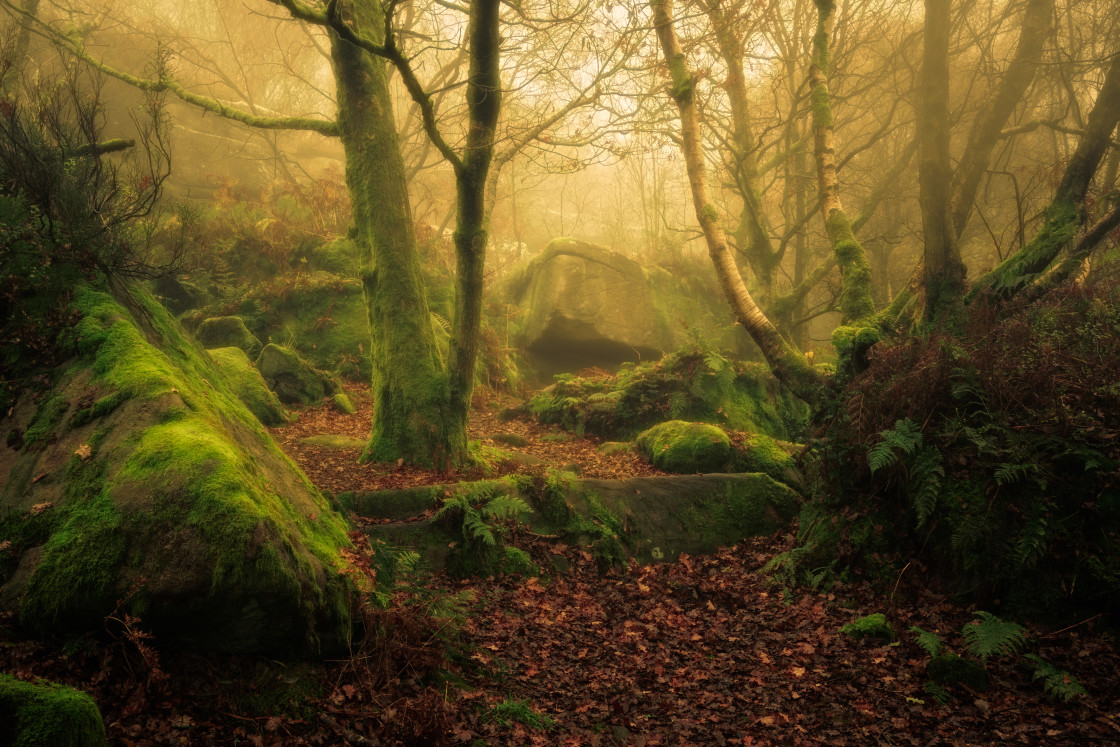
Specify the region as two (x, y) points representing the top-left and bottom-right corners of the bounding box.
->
(318, 712), (382, 746)
(1040, 613), (1101, 638)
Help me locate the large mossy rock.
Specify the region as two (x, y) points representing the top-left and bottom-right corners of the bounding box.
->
(208, 347), (287, 426)
(509, 238), (673, 377)
(343, 471), (800, 570)
(255, 343), (339, 406)
(0, 674), (106, 746)
(636, 420), (731, 474)
(194, 315), (262, 359)
(0, 287), (352, 654)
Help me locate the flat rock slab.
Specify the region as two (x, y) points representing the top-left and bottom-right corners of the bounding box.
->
(340, 472), (799, 571)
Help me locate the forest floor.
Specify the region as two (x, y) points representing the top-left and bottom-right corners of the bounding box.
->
(2, 388), (1116, 745)
(2, 528), (1116, 745)
(269, 383), (669, 493)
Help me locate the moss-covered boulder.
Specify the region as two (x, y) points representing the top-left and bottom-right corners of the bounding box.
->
(255, 343), (339, 406)
(208, 347), (288, 426)
(508, 238), (674, 377)
(228, 272), (371, 380)
(331, 392), (356, 415)
(0, 287), (352, 653)
(731, 433), (800, 486)
(0, 674), (106, 746)
(194, 316), (263, 359)
(637, 420), (731, 474)
(839, 613), (895, 642)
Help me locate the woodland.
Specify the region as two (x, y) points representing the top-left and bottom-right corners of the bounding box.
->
(0, 0), (1118, 743)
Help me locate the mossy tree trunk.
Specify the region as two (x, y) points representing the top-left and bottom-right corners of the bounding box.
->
(970, 53), (1120, 299)
(918, 0), (965, 326)
(808, 0), (874, 325)
(329, 1), (455, 468)
(651, 0), (823, 404)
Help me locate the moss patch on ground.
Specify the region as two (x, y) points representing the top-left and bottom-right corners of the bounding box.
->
(0, 674), (106, 746)
(0, 285), (353, 654)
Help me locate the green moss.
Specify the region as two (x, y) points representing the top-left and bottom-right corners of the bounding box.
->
(732, 433), (798, 484)
(927, 654), (990, 692)
(22, 393), (69, 449)
(11, 287), (353, 653)
(668, 53), (693, 100)
(195, 316), (262, 359)
(331, 392), (356, 415)
(839, 612), (895, 642)
(209, 346), (287, 426)
(810, 78), (833, 127)
(699, 203), (719, 224)
(636, 420), (731, 474)
(972, 199), (1080, 299)
(0, 674), (106, 746)
(298, 434), (366, 450)
(597, 441), (632, 456)
(721, 474), (800, 535)
(70, 391), (127, 429)
(831, 324), (881, 377)
(255, 343), (337, 406)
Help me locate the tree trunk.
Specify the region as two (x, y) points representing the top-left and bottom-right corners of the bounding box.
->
(950, 0), (1055, 237)
(651, 0), (823, 403)
(446, 0), (502, 459)
(809, 0), (874, 325)
(329, 1), (454, 468)
(971, 53), (1120, 299)
(919, 0), (965, 325)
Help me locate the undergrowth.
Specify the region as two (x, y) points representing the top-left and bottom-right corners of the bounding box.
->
(795, 283), (1120, 618)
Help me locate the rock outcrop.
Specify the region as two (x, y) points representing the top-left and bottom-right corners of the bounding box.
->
(510, 239), (673, 377)
(0, 287), (351, 653)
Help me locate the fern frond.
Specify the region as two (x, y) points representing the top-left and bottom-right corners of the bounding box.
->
(482, 495), (530, 521)
(463, 510), (496, 546)
(868, 418), (922, 473)
(994, 462), (1036, 486)
(1024, 654), (1087, 702)
(909, 625), (943, 657)
(910, 446), (944, 529)
(962, 611), (1026, 663)
(1010, 511), (1050, 570)
(867, 442), (899, 473)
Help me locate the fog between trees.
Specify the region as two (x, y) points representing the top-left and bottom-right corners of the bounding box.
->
(3, 0), (1118, 460)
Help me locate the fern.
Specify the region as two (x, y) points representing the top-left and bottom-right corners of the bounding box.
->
(1009, 506), (1050, 570)
(1023, 654), (1087, 702)
(482, 494), (530, 521)
(909, 625), (943, 657)
(867, 418), (922, 473)
(909, 446), (944, 528)
(962, 611), (1026, 663)
(993, 462), (1037, 486)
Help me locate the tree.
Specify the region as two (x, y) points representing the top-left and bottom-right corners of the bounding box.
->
(0, 0), (601, 468)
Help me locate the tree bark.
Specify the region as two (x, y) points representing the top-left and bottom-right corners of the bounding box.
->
(329, 0), (453, 468)
(446, 0), (502, 457)
(808, 0), (874, 325)
(919, 0), (965, 325)
(651, 0), (823, 403)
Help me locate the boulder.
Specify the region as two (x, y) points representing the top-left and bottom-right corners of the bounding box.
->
(0, 674), (106, 746)
(195, 316), (262, 359)
(511, 239), (672, 377)
(255, 343), (340, 406)
(153, 274), (210, 315)
(208, 346), (287, 426)
(636, 420), (731, 474)
(0, 287), (352, 654)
